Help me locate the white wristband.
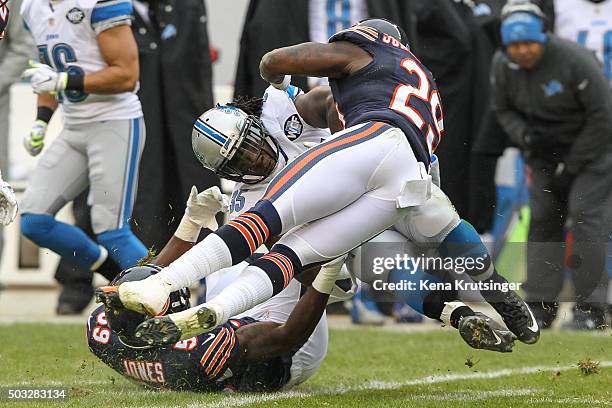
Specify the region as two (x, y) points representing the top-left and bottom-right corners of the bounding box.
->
(174, 214), (202, 243)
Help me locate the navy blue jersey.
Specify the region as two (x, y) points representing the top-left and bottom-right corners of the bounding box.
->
(87, 306), (292, 392)
(329, 25), (444, 166)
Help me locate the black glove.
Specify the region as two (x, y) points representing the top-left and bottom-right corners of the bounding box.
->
(550, 163), (575, 196)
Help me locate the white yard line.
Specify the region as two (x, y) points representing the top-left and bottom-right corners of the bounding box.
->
(170, 361), (612, 408)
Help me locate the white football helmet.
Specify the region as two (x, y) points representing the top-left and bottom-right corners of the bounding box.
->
(192, 105), (279, 184)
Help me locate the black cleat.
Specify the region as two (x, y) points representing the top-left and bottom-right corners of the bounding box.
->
(458, 312), (517, 353)
(135, 306), (218, 346)
(482, 288), (540, 344)
(135, 316), (182, 346)
(95, 286), (125, 310)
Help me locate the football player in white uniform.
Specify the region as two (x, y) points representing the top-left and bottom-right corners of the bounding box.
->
(98, 82), (517, 353)
(554, 0), (612, 84)
(19, 0), (147, 273)
(0, 171), (17, 226)
(99, 19), (537, 347)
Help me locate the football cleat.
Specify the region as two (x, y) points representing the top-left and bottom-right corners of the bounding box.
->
(458, 312), (517, 353)
(99, 273), (172, 316)
(482, 287), (540, 344)
(135, 304), (221, 346)
(95, 286), (124, 310)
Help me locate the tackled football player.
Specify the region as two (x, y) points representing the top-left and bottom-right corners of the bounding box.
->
(99, 18), (538, 346)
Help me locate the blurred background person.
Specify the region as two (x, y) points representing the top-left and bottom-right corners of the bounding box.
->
(131, 0), (218, 248)
(554, 0), (612, 85)
(0, 0), (33, 267)
(233, 0), (416, 99)
(491, 2), (612, 329)
(54, 0), (219, 314)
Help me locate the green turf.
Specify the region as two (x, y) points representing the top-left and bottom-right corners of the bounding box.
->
(0, 323), (610, 407)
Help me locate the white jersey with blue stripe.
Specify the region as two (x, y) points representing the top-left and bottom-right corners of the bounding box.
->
(21, 0), (143, 124)
(554, 0), (612, 84)
(228, 85), (331, 219)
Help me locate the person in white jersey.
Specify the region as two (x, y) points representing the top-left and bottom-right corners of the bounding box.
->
(19, 0), (148, 273)
(554, 0), (612, 84)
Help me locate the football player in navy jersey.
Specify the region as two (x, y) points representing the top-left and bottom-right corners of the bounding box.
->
(90, 260), (336, 392)
(100, 18), (539, 347)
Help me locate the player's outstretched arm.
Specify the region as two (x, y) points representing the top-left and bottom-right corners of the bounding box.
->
(86, 25), (139, 94)
(155, 186), (229, 266)
(235, 258), (344, 364)
(235, 287), (329, 365)
(259, 41), (371, 85)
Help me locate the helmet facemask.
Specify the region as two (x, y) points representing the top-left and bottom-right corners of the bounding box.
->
(218, 115), (279, 184)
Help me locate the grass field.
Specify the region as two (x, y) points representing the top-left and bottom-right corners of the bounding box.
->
(0, 323), (610, 407)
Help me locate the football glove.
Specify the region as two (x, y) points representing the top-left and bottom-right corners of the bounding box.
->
(23, 120), (48, 156)
(0, 175), (18, 226)
(185, 186), (230, 230)
(21, 61), (68, 95)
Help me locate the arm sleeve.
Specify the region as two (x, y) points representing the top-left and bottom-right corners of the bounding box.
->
(564, 51), (612, 173)
(0, 0), (35, 95)
(91, 0), (133, 35)
(490, 52), (531, 148)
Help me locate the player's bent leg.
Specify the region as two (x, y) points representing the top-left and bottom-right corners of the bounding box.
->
(395, 185), (539, 344)
(440, 220), (540, 344)
(113, 122), (422, 315)
(89, 118), (148, 269)
(20, 131), (105, 270)
(21, 213), (106, 269)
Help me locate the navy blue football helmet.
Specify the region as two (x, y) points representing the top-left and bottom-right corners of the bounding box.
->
(356, 18), (410, 48)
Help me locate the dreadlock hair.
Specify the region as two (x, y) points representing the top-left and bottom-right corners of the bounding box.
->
(227, 96), (264, 118)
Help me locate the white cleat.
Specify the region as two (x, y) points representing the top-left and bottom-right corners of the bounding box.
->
(118, 274), (173, 316)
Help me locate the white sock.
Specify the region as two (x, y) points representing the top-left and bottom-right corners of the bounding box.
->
(160, 234), (232, 291)
(440, 301), (467, 326)
(206, 265), (274, 324)
(90, 246), (108, 271)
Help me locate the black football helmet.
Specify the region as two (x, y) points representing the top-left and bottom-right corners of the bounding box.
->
(104, 264), (191, 347)
(356, 18), (410, 48)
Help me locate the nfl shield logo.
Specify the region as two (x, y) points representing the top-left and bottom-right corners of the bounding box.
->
(0, 0), (9, 40)
(284, 114), (303, 140)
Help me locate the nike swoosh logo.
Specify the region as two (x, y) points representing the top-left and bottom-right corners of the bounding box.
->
(526, 305), (539, 332)
(39, 75), (53, 84)
(201, 332), (216, 345)
(492, 330), (502, 345)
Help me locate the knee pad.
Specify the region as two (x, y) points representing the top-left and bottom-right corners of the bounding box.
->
(20, 213), (55, 241)
(394, 184), (460, 247)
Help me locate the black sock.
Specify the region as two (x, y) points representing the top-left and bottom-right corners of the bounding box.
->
(450, 306), (475, 329)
